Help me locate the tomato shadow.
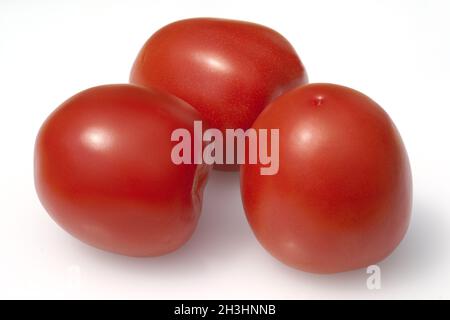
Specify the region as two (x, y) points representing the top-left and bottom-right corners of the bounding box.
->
(64, 176), (445, 297)
(375, 199), (447, 290)
(68, 169), (255, 277)
(179, 169), (256, 260)
(269, 198), (447, 297)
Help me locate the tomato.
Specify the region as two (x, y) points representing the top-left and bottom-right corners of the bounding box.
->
(240, 83), (412, 273)
(130, 18), (308, 169)
(34, 84), (210, 256)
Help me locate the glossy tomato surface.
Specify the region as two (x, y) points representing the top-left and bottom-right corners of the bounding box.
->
(130, 18), (308, 168)
(241, 83), (412, 273)
(35, 84), (209, 256)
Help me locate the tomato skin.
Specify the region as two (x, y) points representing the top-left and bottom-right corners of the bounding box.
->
(34, 84), (210, 256)
(241, 83), (412, 273)
(130, 18), (308, 169)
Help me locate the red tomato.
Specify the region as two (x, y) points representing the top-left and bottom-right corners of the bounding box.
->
(241, 83), (412, 273)
(34, 84), (210, 256)
(130, 18), (308, 169)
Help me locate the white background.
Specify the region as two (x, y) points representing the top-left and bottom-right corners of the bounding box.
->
(1, 0), (449, 299)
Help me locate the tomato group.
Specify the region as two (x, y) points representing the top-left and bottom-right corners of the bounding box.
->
(240, 83), (412, 273)
(130, 18), (308, 169)
(35, 18), (412, 273)
(34, 84), (209, 256)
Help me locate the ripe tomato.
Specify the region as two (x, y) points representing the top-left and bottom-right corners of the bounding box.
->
(241, 83), (412, 273)
(130, 18), (308, 169)
(34, 84), (210, 256)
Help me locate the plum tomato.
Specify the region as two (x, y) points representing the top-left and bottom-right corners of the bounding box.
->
(240, 83), (412, 273)
(34, 84), (210, 256)
(130, 18), (308, 169)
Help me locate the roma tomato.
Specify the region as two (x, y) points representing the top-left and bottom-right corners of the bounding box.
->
(241, 83), (412, 273)
(130, 18), (308, 169)
(34, 84), (209, 256)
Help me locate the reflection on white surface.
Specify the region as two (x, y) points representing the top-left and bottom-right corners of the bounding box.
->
(82, 128), (113, 151)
